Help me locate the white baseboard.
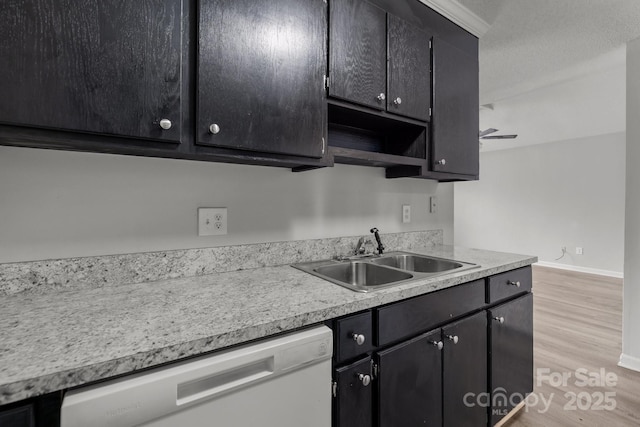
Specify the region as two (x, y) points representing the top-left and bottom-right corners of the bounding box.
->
(535, 261), (624, 279)
(618, 353), (640, 372)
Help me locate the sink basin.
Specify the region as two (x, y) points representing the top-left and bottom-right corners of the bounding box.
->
(370, 254), (463, 273)
(292, 251), (478, 293)
(314, 262), (413, 288)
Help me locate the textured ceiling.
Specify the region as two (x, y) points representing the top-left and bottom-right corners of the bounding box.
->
(458, 0), (640, 102)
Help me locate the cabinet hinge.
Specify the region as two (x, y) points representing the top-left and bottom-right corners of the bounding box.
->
(332, 381), (338, 397)
(322, 137), (326, 155)
(429, 107), (432, 117)
(324, 75), (330, 90)
(429, 39), (432, 49)
(371, 361), (379, 379)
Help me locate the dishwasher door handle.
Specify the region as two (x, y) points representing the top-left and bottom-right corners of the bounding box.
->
(177, 357), (274, 405)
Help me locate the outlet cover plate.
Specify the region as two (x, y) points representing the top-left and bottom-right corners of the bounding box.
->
(402, 205), (411, 223)
(198, 208), (227, 236)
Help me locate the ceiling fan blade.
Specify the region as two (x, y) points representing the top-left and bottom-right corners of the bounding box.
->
(479, 128), (498, 137)
(481, 134), (518, 140)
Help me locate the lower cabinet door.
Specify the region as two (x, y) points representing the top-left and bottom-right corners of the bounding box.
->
(376, 329), (442, 427)
(443, 311), (488, 427)
(333, 357), (372, 427)
(489, 293), (534, 425)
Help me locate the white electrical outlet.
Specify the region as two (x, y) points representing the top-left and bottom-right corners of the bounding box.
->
(430, 196), (437, 213)
(198, 208), (228, 236)
(402, 205), (411, 223)
(576, 247), (583, 255)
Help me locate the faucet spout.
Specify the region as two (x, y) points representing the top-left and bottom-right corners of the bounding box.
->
(370, 228), (385, 255)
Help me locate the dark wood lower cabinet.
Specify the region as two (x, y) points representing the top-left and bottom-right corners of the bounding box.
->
(376, 329), (442, 427)
(333, 357), (373, 427)
(443, 311), (488, 427)
(488, 293), (534, 426)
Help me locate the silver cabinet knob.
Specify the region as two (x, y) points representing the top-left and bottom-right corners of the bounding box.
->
(159, 119), (172, 130)
(351, 333), (366, 346)
(376, 93), (386, 102)
(357, 373), (371, 386)
(393, 97), (402, 105)
(446, 335), (459, 344)
(430, 340), (444, 350)
(209, 124), (221, 134)
(508, 280), (521, 287)
(436, 159), (446, 166)
(493, 316), (505, 324)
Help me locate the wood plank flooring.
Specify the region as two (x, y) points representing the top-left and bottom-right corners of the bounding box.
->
(506, 266), (640, 426)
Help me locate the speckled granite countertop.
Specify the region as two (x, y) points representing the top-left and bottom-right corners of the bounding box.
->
(0, 245), (536, 405)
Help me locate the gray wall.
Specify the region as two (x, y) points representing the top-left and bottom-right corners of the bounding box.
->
(622, 37), (640, 371)
(0, 146), (453, 263)
(454, 132), (626, 274)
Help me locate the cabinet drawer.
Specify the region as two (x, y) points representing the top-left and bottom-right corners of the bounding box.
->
(487, 266), (532, 304)
(334, 311), (374, 364)
(375, 280), (485, 346)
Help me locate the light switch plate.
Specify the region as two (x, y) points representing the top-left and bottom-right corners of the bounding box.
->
(430, 196), (437, 213)
(198, 208), (227, 236)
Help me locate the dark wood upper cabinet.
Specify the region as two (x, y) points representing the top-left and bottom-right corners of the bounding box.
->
(197, 0), (327, 158)
(329, 0), (431, 122)
(387, 14), (431, 121)
(0, 0), (182, 143)
(329, 0), (387, 110)
(432, 36), (479, 176)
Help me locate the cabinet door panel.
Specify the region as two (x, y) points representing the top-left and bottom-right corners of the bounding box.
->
(432, 37), (479, 175)
(0, 0), (182, 142)
(489, 293), (534, 425)
(198, 0), (327, 158)
(334, 357), (372, 427)
(329, 0), (387, 110)
(387, 14), (431, 121)
(443, 311), (487, 427)
(376, 330), (442, 427)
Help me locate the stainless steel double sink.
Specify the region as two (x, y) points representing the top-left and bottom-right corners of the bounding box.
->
(292, 251), (479, 292)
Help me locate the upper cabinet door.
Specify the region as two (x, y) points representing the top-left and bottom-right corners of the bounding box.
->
(432, 37), (479, 175)
(197, 0), (327, 158)
(387, 15), (431, 121)
(329, 0), (387, 110)
(0, 0), (182, 142)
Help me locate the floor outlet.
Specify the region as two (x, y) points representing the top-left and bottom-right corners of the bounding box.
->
(402, 205), (411, 223)
(198, 208), (228, 236)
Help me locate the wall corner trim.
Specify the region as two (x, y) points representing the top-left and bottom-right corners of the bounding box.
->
(418, 0), (490, 38)
(535, 261), (624, 279)
(618, 353), (640, 372)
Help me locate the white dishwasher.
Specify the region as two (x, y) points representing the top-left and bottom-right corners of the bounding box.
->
(61, 325), (333, 427)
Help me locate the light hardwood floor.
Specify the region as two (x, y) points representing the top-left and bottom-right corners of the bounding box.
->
(506, 266), (640, 426)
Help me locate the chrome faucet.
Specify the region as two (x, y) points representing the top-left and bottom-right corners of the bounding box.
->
(354, 237), (374, 255)
(370, 228), (385, 255)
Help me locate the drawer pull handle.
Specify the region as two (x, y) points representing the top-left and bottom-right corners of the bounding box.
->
(376, 93), (386, 102)
(351, 333), (366, 346)
(493, 316), (505, 324)
(430, 340), (444, 350)
(508, 280), (521, 287)
(357, 373), (371, 386)
(446, 335), (459, 344)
